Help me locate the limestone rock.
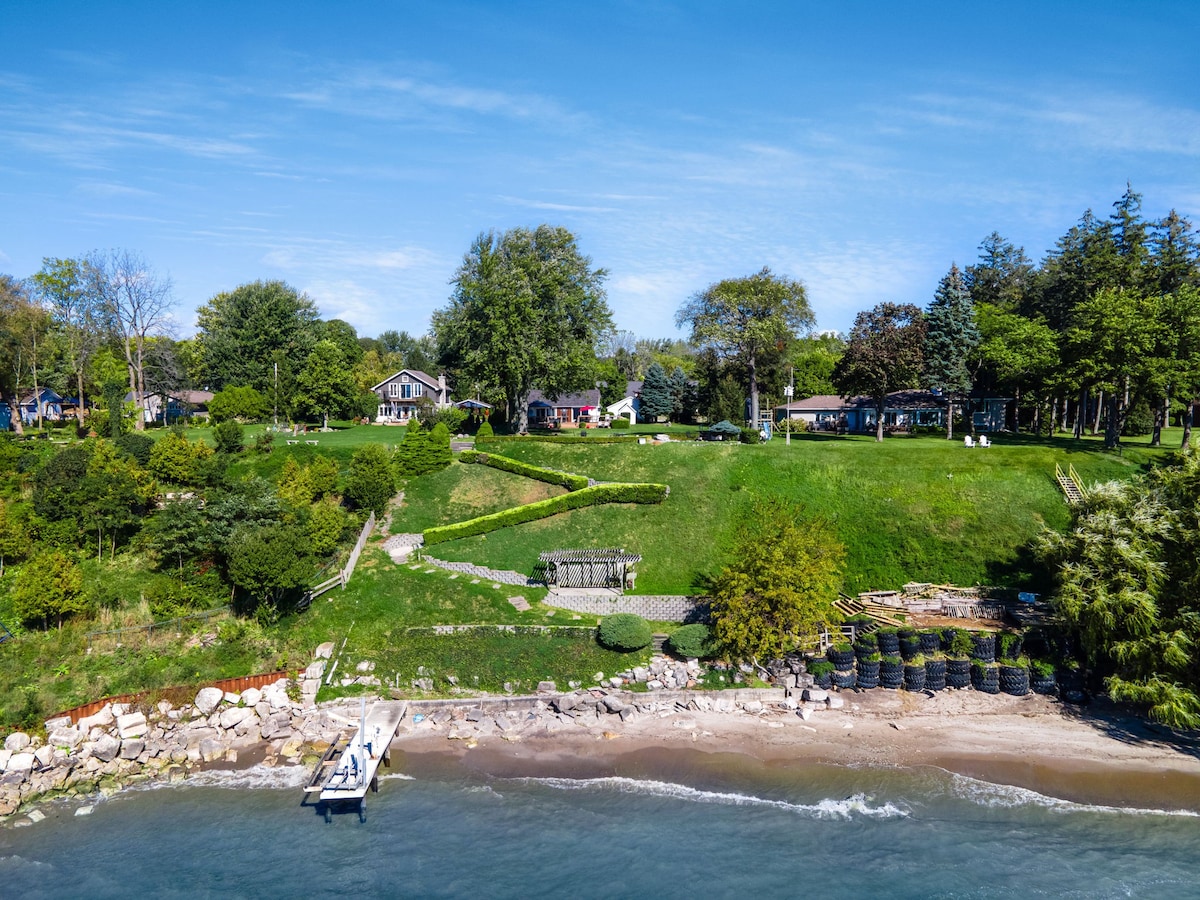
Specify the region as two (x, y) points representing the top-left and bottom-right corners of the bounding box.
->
(78, 705), (115, 732)
(198, 739), (225, 762)
(43, 716), (72, 732)
(223, 691), (241, 705)
(119, 740), (145, 760)
(90, 734), (122, 763)
(4, 733), (30, 753)
(314, 641), (335, 659)
(116, 712), (148, 740)
(219, 707), (255, 731)
(240, 688), (262, 708)
(194, 687), (224, 715)
(537, 681), (557, 693)
(304, 660), (326, 680)
(802, 688), (829, 703)
(33, 745), (55, 769)
(48, 727), (83, 750)
(7, 753), (34, 774)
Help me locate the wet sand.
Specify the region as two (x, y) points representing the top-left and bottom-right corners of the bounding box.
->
(386, 690), (1200, 812)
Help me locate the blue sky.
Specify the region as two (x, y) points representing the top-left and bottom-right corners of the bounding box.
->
(2, 1), (1198, 341)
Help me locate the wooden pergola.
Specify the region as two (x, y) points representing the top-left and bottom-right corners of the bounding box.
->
(537, 549), (641, 589)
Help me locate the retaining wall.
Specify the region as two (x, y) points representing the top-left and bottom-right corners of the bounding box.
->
(547, 592), (708, 623)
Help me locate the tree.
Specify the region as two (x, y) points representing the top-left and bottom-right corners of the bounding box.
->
(964, 232), (1035, 312)
(708, 498), (845, 663)
(0, 275), (31, 435)
(293, 340), (357, 429)
(832, 303), (926, 441)
(31, 257), (106, 425)
(676, 268), (814, 427)
(87, 250), (174, 432)
(1152, 210), (1200, 294)
(208, 385), (269, 423)
(668, 366), (695, 423)
(433, 226), (612, 432)
(139, 497), (207, 577)
(790, 334), (844, 398)
(974, 305), (1058, 433)
(343, 442), (395, 515)
(195, 280), (321, 396)
(213, 420), (244, 455)
(0, 499), (31, 576)
(321, 319), (364, 365)
(226, 524), (314, 615)
(11, 548), (86, 630)
(923, 264), (979, 439)
(638, 362), (674, 421)
(148, 430), (214, 486)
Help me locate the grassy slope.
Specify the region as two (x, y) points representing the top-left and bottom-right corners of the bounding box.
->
(388, 461), (566, 534)
(426, 431), (1170, 594)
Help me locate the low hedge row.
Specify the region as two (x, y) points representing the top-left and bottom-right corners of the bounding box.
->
(459, 449), (590, 491)
(423, 482), (669, 545)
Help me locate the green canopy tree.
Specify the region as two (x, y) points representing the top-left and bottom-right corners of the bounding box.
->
(139, 497), (207, 577)
(924, 264), (980, 439)
(676, 268), (813, 427)
(293, 340), (357, 429)
(708, 498), (846, 663)
(11, 548), (87, 630)
(195, 280), (321, 396)
(974, 305), (1058, 433)
(434, 226), (612, 432)
(344, 442), (396, 515)
(208, 385), (269, 423)
(832, 303), (926, 442)
(226, 524), (315, 616)
(30, 256), (107, 425)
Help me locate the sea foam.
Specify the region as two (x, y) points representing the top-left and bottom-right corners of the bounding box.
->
(947, 771), (1200, 818)
(522, 776), (909, 820)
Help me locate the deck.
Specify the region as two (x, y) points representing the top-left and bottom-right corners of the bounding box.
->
(305, 701), (407, 806)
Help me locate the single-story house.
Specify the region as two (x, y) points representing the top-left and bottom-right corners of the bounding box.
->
(775, 390), (1011, 433)
(606, 395), (638, 424)
(528, 388), (602, 427)
(18, 389), (64, 424)
(126, 390), (215, 424)
(372, 370), (453, 423)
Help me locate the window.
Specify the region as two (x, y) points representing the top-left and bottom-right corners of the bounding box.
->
(388, 383), (399, 397)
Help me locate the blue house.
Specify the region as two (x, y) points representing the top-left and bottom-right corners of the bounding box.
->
(18, 389), (63, 425)
(0, 402), (10, 431)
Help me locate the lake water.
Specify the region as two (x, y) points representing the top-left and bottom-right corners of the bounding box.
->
(3, 751), (1199, 899)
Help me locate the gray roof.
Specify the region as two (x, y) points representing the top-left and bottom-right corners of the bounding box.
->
(528, 388), (602, 408)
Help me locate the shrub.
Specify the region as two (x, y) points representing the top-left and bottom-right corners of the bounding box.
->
(609, 416), (630, 430)
(344, 442), (395, 515)
(253, 431), (275, 454)
(1031, 659), (1055, 678)
(208, 386), (269, 423)
(666, 623), (715, 659)
(213, 420), (245, 455)
(115, 432), (154, 467)
(475, 419), (494, 440)
(422, 482), (669, 545)
(808, 659), (835, 677)
(148, 431), (214, 486)
(738, 427), (762, 444)
(598, 614), (653, 652)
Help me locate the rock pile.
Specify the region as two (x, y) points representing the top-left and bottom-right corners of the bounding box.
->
(0, 675), (343, 820)
(608, 655), (703, 691)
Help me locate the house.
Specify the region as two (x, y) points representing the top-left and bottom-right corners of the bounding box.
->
(0, 402), (10, 431)
(127, 390), (215, 424)
(527, 388), (602, 427)
(606, 395), (638, 425)
(18, 388), (63, 424)
(372, 370), (453, 423)
(775, 390), (1011, 433)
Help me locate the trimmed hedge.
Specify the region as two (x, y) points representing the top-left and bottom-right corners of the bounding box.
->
(423, 482), (669, 545)
(666, 623), (715, 659)
(459, 449), (590, 491)
(598, 614), (653, 652)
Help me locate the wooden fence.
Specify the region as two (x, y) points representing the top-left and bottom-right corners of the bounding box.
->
(301, 511), (376, 607)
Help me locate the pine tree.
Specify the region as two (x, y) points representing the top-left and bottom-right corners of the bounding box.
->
(639, 362), (673, 422)
(924, 264), (980, 438)
(668, 366), (691, 423)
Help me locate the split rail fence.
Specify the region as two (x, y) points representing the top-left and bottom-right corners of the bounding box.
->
(301, 511), (376, 608)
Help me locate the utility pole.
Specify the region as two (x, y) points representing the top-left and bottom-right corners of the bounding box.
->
(273, 361), (279, 429)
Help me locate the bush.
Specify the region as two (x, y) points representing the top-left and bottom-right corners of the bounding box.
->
(609, 416), (630, 430)
(598, 614), (653, 652)
(738, 427), (763, 444)
(422, 482), (669, 545)
(208, 386), (269, 423)
(344, 442), (395, 515)
(808, 659), (835, 677)
(666, 624), (715, 659)
(148, 431), (214, 486)
(459, 449), (589, 490)
(253, 431), (275, 454)
(475, 419), (494, 440)
(213, 420), (245, 455)
(115, 432), (154, 467)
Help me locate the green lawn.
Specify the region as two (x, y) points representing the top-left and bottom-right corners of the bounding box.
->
(419, 430), (1178, 595)
(388, 460), (566, 534)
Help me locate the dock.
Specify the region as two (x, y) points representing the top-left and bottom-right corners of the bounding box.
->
(304, 700), (407, 820)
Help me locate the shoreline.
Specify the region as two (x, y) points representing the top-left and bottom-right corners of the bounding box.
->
(6, 685), (1200, 826)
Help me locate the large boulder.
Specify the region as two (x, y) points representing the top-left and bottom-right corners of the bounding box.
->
(6, 753), (35, 774)
(4, 732), (30, 753)
(239, 688), (262, 708)
(116, 712), (148, 740)
(89, 734), (121, 763)
(219, 707), (255, 731)
(33, 746), (56, 769)
(314, 642), (335, 659)
(119, 739), (145, 760)
(78, 705), (115, 732)
(194, 687), (224, 715)
(48, 727), (84, 750)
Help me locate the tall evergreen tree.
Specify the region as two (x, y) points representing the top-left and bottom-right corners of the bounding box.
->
(639, 362), (673, 421)
(923, 264), (980, 438)
(964, 232), (1034, 312)
(1152, 210), (1200, 294)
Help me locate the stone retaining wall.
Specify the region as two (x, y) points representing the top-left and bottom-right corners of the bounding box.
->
(547, 591), (707, 623)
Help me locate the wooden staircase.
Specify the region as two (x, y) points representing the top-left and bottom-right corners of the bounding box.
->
(1055, 463), (1086, 504)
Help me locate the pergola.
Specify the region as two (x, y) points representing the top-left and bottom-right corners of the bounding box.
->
(537, 549), (641, 589)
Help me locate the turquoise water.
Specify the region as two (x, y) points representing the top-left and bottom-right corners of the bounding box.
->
(2, 756), (1199, 899)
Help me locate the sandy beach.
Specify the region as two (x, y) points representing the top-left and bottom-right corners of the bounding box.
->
(386, 690), (1200, 813)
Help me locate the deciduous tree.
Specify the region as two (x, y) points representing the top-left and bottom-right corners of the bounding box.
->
(832, 303), (926, 441)
(434, 226), (612, 432)
(676, 268), (813, 427)
(293, 340), (357, 429)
